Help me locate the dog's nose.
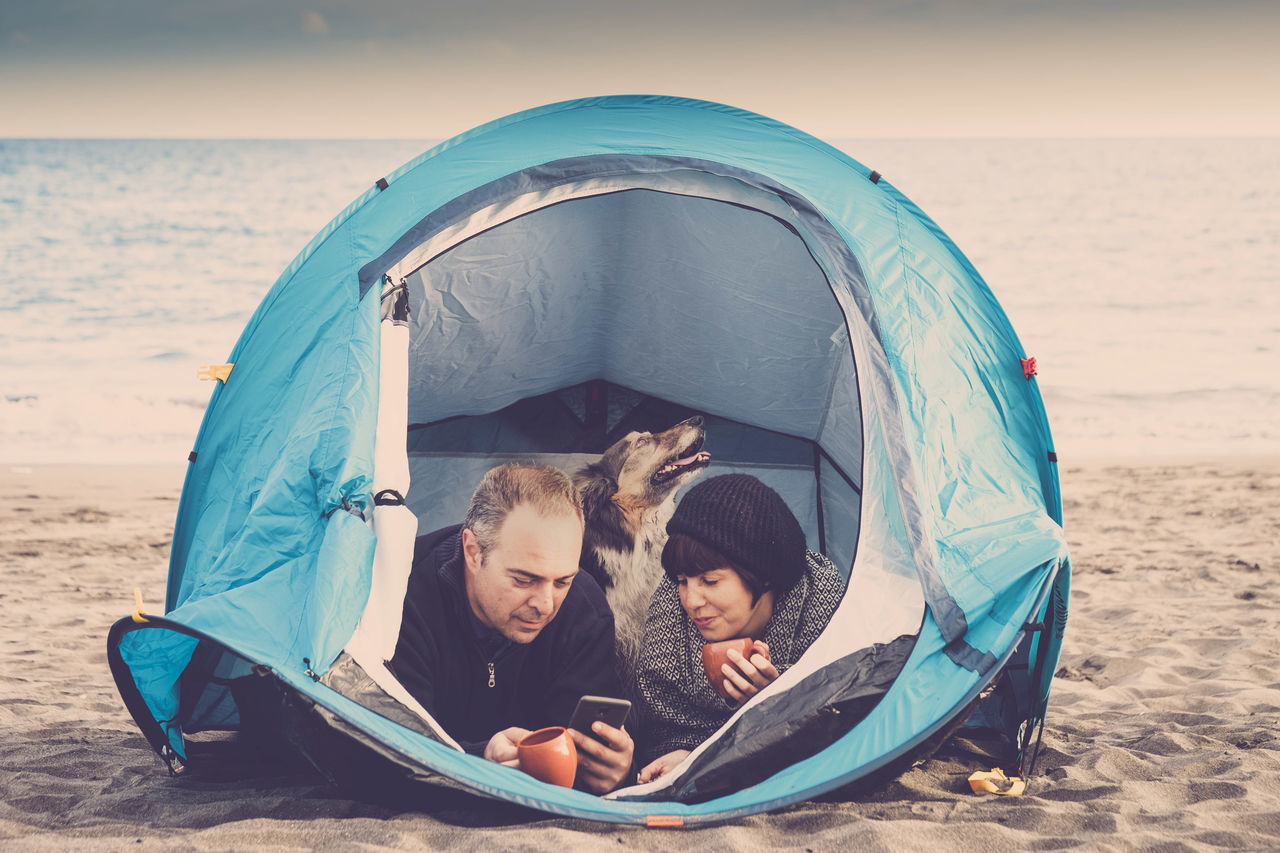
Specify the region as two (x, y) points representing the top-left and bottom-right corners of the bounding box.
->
(683, 415), (704, 428)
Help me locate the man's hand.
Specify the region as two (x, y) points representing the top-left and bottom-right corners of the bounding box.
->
(636, 749), (690, 784)
(568, 722), (635, 794)
(721, 640), (779, 704)
(483, 726), (530, 767)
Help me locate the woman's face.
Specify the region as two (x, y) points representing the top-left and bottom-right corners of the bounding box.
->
(676, 567), (774, 642)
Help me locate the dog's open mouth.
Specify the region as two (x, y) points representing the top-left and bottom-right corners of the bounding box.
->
(652, 436), (711, 484)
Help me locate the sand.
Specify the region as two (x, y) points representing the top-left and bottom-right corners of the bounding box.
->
(2, 459), (1279, 851)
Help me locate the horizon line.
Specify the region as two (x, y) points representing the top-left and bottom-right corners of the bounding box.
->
(5, 133), (1278, 142)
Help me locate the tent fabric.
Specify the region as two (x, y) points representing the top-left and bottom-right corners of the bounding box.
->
(108, 95), (1069, 825)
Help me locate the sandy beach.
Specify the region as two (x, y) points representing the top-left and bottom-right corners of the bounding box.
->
(2, 459), (1278, 851)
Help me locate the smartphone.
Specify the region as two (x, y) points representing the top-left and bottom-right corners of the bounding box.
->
(568, 695), (631, 741)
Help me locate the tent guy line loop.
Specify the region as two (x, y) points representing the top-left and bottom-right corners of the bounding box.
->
(131, 588), (149, 623)
(325, 499), (366, 522)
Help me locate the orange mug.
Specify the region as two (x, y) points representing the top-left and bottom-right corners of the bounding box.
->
(516, 726), (578, 787)
(702, 638), (771, 701)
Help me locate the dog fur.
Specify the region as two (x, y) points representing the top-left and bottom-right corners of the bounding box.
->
(573, 416), (710, 677)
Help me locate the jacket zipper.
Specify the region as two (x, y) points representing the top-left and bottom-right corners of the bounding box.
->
(485, 641), (511, 688)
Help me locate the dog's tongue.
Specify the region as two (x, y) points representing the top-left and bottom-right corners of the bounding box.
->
(673, 450), (710, 467)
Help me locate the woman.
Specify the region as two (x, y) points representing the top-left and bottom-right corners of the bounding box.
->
(633, 473), (845, 784)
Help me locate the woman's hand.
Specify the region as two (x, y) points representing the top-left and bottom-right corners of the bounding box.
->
(637, 749), (691, 784)
(721, 640), (778, 704)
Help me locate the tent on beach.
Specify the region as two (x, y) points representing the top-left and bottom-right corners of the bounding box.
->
(107, 95), (1070, 825)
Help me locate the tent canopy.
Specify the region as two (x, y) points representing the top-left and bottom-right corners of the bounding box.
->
(108, 95), (1069, 825)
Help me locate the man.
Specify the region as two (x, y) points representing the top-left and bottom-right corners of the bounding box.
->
(386, 463), (634, 793)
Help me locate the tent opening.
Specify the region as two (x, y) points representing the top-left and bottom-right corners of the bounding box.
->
(393, 179), (876, 564)
(340, 172), (928, 799)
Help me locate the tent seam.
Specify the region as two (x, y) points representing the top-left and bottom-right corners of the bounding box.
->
(284, 276), (366, 668)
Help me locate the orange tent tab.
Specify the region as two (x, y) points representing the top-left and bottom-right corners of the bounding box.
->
(645, 815), (685, 828)
(197, 363), (234, 383)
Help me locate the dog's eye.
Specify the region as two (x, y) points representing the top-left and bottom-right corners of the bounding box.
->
(635, 436), (650, 446)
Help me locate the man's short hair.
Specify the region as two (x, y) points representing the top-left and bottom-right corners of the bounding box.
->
(463, 463), (584, 559)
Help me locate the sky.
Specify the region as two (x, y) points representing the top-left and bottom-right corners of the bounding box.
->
(2, 0), (1278, 138)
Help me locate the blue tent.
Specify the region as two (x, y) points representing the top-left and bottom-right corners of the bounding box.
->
(108, 95), (1069, 825)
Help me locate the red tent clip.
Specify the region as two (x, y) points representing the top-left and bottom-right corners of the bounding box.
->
(1020, 357), (1037, 379)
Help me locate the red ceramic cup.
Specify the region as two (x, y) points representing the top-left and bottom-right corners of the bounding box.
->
(516, 726), (578, 787)
(702, 638), (771, 701)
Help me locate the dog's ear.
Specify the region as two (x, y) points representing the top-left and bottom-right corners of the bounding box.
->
(574, 462), (618, 507)
(575, 462), (636, 557)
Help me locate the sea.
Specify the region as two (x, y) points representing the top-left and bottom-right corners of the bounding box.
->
(1, 138), (1277, 465)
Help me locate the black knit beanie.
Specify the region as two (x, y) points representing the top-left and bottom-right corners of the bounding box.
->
(665, 474), (806, 592)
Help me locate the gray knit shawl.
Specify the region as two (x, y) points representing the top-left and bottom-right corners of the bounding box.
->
(634, 550), (846, 765)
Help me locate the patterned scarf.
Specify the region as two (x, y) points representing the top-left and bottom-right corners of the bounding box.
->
(634, 550), (846, 765)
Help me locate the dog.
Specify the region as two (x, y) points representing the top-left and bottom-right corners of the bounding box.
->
(573, 416), (710, 677)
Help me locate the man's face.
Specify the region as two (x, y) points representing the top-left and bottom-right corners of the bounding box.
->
(462, 503), (583, 644)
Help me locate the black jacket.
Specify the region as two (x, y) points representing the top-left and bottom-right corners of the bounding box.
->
(386, 525), (621, 754)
